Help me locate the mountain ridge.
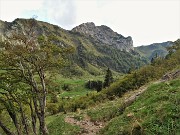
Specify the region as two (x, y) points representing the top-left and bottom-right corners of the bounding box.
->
(0, 18), (146, 75)
(135, 41), (173, 60)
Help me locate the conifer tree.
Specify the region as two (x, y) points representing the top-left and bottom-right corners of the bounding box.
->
(103, 68), (113, 88)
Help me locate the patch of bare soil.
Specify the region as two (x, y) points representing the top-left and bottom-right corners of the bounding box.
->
(65, 114), (105, 135)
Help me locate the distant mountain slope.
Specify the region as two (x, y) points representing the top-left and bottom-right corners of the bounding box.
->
(72, 22), (133, 52)
(0, 18), (147, 75)
(135, 41), (173, 60)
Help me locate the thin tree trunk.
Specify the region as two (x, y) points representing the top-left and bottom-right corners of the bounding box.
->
(19, 103), (29, 135)
(39, 114), (48, 135)
(29, 99), (37, 135)
(7, 107), (21, 135)
(38, 95), (48, 135)
(29, 69), (48, 135)
(5, 101), (22, 135)
(10, 93), (29, 135)
(0, 94), (22, 135)
(32, 90), (48, 135)
(0, 120), (15, 135)
(38, 70), (48, 135)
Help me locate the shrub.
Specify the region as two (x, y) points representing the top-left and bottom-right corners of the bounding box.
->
(62, 84), (72, 91)
(85, 80), (103, 92)
(47, 103), (59, 115)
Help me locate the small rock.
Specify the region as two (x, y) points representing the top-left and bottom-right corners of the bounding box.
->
(94, 121), (100, 126)
(127, 112), (134, 117)
(82, 129), (89, 133)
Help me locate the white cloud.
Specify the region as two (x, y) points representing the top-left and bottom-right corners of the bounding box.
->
(0, 0), (43, 21)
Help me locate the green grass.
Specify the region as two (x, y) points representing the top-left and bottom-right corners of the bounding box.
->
(57, 78), (95, 98)
(87, 99), (121, 122)
(87, 87), (146, 121)
(100, 79), (180, 135)
(54, 74), (107, 98)
(53, 71), (121, 98)
(60, 88), (91, 98)
(47, 114), (80, 135)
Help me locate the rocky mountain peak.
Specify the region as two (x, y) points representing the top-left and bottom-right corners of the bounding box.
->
(72, 22), (134, 52)
(72, 22), (96, 36)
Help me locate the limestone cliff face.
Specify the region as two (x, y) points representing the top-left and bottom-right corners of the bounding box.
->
(72, 22), (134, 52)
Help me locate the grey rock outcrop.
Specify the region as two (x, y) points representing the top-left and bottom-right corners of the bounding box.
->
(72, 22), (134, 52)
(0, 20), (6, 42)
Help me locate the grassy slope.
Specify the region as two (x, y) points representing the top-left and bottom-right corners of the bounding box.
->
(46, 114), (80, 135)
(135, 44), (166, 58)
(87, 86), (148, 122)
(46, 79), (179, 135)
(100, 79), (180, 135)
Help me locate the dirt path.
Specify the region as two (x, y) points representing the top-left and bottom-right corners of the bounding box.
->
(121, 80), (163, 110)
(65, 114), (105, 135)
(65, 80), (162, 135)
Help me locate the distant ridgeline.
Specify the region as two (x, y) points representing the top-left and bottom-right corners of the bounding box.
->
(0, 18), (148, 75)
(135, 41), (173, 60)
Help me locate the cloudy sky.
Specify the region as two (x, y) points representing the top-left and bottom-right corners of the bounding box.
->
(0, 0), (179, 46)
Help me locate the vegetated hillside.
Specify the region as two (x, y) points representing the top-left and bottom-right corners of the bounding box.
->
(102, 39), (180, 98)
(135, 41), (173, 60)
(100, 78), (180, 135)
(58, 39), (180, 135)
(0, 18), (147, 75)
(42, 39), (180, 115)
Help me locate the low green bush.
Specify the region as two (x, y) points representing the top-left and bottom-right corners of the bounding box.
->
(47, 103), (59, 115)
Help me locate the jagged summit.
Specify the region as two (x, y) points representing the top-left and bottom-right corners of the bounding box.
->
(72, 22), (134, 52)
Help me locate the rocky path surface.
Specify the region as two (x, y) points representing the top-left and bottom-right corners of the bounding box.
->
(121, 80), (163, 110)
(65, 114), (105, 135)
